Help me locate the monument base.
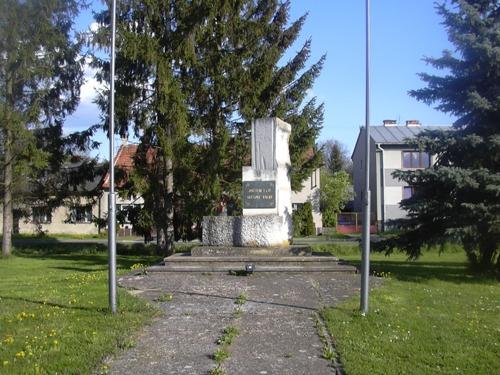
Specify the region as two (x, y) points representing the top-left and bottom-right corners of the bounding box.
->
(191, 245), (311, 257)
(202, 215), (290, 247)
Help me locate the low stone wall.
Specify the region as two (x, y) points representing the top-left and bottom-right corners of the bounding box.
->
(202, 215), (290, 247)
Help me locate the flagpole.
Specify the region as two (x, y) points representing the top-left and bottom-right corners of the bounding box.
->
(360, 0), (371, 315)
(108, 0), (117, 314)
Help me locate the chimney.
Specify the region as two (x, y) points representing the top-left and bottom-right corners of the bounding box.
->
(383, 119), (397, 126)
(406, 120), (420, 127)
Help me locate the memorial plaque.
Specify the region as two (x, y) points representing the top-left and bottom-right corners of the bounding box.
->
(243, 181), (276, 208)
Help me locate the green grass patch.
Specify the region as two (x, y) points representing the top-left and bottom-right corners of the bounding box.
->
(234, 293), (247, 306)
(313, 242), (360, 256)
(320, 248), (500, 374)
(0, 245), (161, 374)
(216, 326), (239, 347)
(11, 232), (109, 240)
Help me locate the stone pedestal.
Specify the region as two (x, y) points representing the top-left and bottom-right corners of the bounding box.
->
(242, 117), (293, 245)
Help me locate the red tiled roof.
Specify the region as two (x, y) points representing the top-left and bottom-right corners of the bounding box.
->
(102, 144), (138, 189)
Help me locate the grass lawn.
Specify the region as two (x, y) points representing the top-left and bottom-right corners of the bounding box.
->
(0, 244), (161, 374)
(317, 244), (500, 374)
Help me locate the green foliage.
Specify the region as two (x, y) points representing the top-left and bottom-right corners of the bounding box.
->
(91, 1), (325, 243)
(0, 0), (94, 255)
(92, 0), (194, 254)
(216, 326), (239, 347)
(235, 293), (247, 306)
(320, 139), (352, 175)
(383, 0), (500, 272)
(319, 170), (353, 227)
(155, 293), (173, 302)
(293, 201), (315, 237)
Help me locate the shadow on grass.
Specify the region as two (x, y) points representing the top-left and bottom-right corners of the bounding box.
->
(0, 295), (108, 314)
(12, 243), (163, 271)
(347, 258), (492, 284)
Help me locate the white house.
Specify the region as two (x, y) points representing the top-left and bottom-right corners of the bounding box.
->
(351, 120), (451, 231)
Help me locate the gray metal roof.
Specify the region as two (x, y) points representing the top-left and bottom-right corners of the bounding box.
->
(370, 125), (451, 144)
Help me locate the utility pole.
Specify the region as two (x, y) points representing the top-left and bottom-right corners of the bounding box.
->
(108, 0), (117, 314)
(360, 0), (371, 315)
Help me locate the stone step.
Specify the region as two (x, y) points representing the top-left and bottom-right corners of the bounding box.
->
(149, 254), (357, 273)
(149, 264), (357, 273)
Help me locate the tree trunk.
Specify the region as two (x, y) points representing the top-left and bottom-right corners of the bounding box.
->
(155, 155), (174, 257)
(165, 156), (174, 256)
(2, 127), (13, 257)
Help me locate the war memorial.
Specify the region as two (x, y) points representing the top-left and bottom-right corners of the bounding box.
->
(160, 118), (353, 273)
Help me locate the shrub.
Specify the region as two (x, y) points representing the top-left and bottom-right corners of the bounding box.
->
(293, 201), (315, 237)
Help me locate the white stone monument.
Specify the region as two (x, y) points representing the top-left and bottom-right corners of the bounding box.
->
(241, 117), (293, 244)
(202, 117), (293, 247)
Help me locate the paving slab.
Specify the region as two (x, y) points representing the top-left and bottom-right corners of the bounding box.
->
(107, 271), (380, 375)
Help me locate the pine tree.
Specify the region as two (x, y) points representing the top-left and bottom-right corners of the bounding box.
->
(179, 0), (325, 228)
(320, 139), (353, 175)
(91, 0), (196, 255)
(0, 0), (87, 256)
(92, 1), (325, 245)
(381, 0), (500, 271)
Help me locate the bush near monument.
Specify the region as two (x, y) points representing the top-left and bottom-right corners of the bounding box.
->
(293, 202), (315, 237)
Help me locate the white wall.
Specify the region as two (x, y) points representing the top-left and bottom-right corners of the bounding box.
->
(16, 196), (102, 235)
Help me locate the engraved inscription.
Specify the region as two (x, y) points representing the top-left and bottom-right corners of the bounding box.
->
(243, 181), (276, 209)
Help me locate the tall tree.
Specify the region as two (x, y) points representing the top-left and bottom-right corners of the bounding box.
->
(380, 0), (500, 271)
(320, 139), (352, 175)
(320, 170), (352, 227)
(0, 0), (86, 256)
(92, 0), (325, 246)
(91, 0), (194, 255)
(178, 0), (325, 229)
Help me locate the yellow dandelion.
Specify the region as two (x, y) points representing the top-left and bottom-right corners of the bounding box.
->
(3, 336), (14, 344)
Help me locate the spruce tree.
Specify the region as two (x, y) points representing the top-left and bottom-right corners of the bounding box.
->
(0, 0), (87, 256)
(91, 0), (196, 255)
(178, 0), (325, 230)
(381, 0), (500, 271)
(92, 1), (325, 244)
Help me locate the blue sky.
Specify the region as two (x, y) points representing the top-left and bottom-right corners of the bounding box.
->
(68, 0), (456, 159)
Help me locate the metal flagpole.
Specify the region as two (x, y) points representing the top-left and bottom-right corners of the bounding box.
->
(108, 0), (117, 314)
(360, 0), (371, 315)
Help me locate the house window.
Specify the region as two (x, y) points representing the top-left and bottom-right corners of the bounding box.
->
(69, 205), (93, 223)
(403, 186), (414, 200)
(311, 170), (317, 189)
(402, 151), (430, 168)
(292, 203), (304, 212)
(33, 207), (52, 224)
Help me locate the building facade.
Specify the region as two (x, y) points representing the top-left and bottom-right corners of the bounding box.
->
(352, 120), (450, 231)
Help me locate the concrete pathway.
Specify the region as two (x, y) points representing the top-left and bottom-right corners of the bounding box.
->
(108, 272), (374, 375)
